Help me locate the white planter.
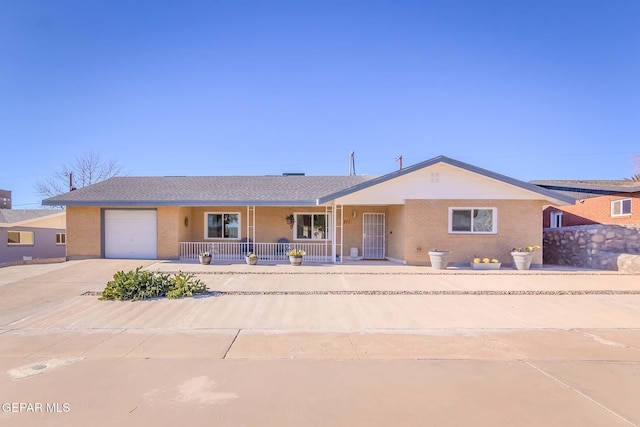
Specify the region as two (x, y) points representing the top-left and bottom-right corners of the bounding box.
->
(511, 251), (534, 270)
(470, 262), (502, 270)
(428, 251), (451, 270)
(199, 255), (211, 265)
(289, 256), (303, 266)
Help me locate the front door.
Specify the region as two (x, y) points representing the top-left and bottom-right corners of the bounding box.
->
(362, 213), (385, 259)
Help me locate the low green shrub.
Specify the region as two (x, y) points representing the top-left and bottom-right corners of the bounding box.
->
(100, 267), (207, 301)
(167, 272), (207, 299)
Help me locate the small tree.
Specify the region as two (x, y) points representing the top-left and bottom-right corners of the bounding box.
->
(626, 155), (640, 181)
(36, 151), (125, 199)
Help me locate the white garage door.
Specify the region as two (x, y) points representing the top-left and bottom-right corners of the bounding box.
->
(104, 210), (157, 259)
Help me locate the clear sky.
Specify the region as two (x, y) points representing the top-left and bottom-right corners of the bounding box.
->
(1, 0), (639, 208)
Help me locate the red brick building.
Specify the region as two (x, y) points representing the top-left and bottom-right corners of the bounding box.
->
(530, 180), (640, 227)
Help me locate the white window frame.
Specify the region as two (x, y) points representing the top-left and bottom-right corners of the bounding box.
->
(550, 211), (563, 228)
(611, 199), (632, 217)
(8, 231), (34, 245)
(293, 212), (331, 241)
(448, 207), (498, 234)
(56, 233), (66, 245)
(204, 212), (241, 240)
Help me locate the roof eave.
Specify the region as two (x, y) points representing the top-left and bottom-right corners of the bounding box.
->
(42, 199), (319, 207)
(319, 155), (577, 205)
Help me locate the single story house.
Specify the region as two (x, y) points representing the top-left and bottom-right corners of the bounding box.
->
(0, 209), (66, 265)
(531, 180), (640, 227)
(43, 156), (574, 266)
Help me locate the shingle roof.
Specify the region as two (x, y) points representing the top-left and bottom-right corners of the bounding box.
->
(42, 175), (376, 207)
(43, 156), (579, 207)
(530, 180), (640, 193)
(0, 209), (63, 224)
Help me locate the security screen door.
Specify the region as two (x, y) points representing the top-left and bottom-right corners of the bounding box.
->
(362, 213), (385, 259)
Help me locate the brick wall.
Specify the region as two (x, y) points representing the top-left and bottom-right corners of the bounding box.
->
(403, 199), (544, 266)
(66, 206), (101, 259)
(386, 205), (405, 261)
(157, 206), (180, 259)
(544, 193), (640, 227)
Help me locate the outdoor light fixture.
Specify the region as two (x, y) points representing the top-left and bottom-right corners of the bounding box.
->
(352, 209), (357, 218)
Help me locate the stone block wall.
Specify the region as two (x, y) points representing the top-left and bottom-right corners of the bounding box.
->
(543, 225), (640, 273)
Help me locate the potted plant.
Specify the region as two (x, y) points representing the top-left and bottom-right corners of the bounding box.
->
(471, 257), (501, 270)
(199, 251), (212, 265)
(510, 245), (540, 270)
(245, 253), (258, 265)
(427, 249), (451, 270)
(287, 248), (306, 266)
(285, 214), (295, 228)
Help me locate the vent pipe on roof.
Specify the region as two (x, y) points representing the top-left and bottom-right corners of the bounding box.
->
(395, 155), (403, 170)
(349, 151), (356, 176)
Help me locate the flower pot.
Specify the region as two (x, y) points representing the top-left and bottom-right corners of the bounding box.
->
(199, 255), (211, 265)
(289, 255), (303, 266)
(511, 251), (534, 270)
(428, 251), (451, 270)
(470, 262), (502, 270)
(245, 256), (258, 265)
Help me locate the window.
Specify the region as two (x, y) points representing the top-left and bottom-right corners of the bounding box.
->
(56, 233), (66, 244)
(611, 199), (632, 217)
(8, 231), (34, 245)
(205, 213), (240, 239)
(295, 213), (329, 240)
(449, 208), (497, 234)
(550, 211), (563, 228)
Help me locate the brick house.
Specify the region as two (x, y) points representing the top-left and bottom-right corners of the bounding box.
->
(43, 156), (573, 266)
(530, 180), (640, 228)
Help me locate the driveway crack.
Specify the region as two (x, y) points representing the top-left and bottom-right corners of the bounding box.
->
(523, 360), (637, 426)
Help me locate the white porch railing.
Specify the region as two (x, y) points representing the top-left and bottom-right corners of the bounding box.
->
(179, 242), (332, 262)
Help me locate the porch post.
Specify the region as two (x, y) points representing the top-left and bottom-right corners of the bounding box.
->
(332, 202), (343, 264)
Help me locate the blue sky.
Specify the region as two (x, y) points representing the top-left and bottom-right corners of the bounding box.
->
(1, 0), (639, 208)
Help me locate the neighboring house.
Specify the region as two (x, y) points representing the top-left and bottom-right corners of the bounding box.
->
(42, 156), (574, 266)
(530, 180), (640, 228)
(0, 209), (66, 265)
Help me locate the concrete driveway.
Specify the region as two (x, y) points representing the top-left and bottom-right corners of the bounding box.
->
(1, 260), (639, 426)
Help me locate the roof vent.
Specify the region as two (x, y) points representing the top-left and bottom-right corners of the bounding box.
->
(282, 173), (305, 176)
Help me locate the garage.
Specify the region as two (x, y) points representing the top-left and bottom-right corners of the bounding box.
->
(104, 209), (157, 259)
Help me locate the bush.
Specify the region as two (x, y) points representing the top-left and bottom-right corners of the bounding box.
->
(166, 272), (207, 299)
(100, 267), (207, 301)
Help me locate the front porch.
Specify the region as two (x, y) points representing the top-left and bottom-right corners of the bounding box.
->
(179, 241), (334, 262)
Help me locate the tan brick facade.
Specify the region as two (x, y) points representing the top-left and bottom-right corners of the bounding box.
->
(66, 206), (101, 259)
(403, 199), (544, 266)
(68, 201), (544, 265)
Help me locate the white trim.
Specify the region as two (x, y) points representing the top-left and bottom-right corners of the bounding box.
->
(56, 232), (66, 245)
(292, 212), (331, 241)
(204, 212), (241, 240)
(611, 199), (632, 217)
(550, 211), (563, 228)
(448, 207), (498, 234)
(7, 230), (34, 245)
